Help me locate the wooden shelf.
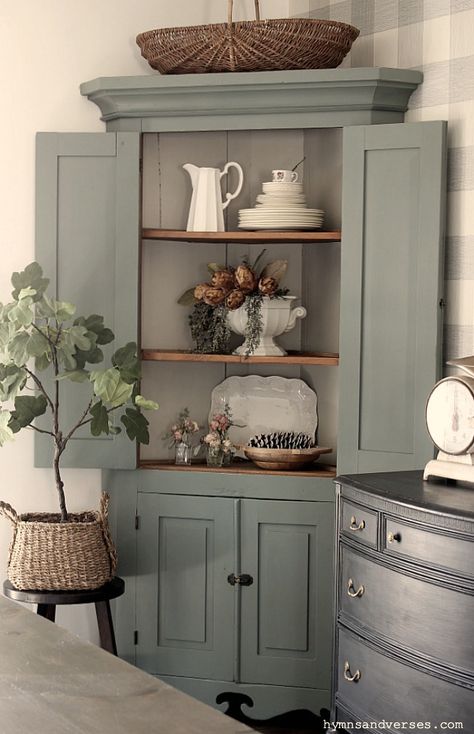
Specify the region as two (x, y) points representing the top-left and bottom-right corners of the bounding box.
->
(139, 459), (337, 478)
(142, 349), (339, 366)
(142, 229), (341, 244)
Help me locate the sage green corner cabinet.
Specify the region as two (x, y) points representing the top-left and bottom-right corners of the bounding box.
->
(35, 69), (447, 718)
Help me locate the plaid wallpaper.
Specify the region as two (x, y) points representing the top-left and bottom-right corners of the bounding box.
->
(291, 0), (474, 363)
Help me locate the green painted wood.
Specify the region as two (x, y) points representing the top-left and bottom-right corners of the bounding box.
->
(135, 493), (236, 681)
(239, 499), (334, 689)
(103, 469), (139, 664)
(35, 132), (141, 469)
(80, 69), (422, 133)
(135, 468), (337, 502)
(338, 121), (447, 475)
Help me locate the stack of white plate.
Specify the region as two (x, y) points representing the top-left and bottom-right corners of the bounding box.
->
(238, 181), (324, 231)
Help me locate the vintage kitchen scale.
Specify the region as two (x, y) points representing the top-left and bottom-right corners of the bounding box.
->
(424, 356), (474, 483)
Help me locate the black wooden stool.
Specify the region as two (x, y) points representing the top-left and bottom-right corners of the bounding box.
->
(3, 576), (124, 655)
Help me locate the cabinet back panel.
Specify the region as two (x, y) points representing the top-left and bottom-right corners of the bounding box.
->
(140, 361), (225, 461)
(304, 129), (342, 231)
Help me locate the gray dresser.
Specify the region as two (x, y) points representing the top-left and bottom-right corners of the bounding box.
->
(333, 471), (474, 731)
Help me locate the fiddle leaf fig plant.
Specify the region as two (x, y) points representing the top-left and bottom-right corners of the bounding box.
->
(0, 262), (158, 522)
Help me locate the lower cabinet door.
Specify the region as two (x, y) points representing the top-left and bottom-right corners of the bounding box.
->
(136, 493), (236, 680)
(239, 499), (334, 689)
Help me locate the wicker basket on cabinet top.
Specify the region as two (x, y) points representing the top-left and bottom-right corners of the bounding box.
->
(136, 0), (359, 75)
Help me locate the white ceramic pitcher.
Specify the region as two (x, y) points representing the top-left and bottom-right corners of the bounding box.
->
(183, 162), (244, 232)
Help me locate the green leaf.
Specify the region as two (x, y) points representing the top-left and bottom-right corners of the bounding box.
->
(96, 328), (114, 345)
(0, 365), (27, 401)
(11, 262), (49, 303)
(261, 259), (288, 284)
(17, 287), (37, 301)
(90, 368), (133, 408)
(207, 263), (226, 274)
(135, 394), (159, 411)
(74, 315), (114, 345)
(112, 342), (140, 384)
(56, 369), (89, 383)
(27, 329), (50, 358)
(7, 297), (34, 327)
(121, 407), (150, 444)
(74, 346), (104, 369)
(177, 288), (198, 306)
(9, 394), (48, 433)
(61, 325), (91, 353)
(36, 352), (52, 371)
(0, 411), (14, 445)
(0, 323), (15, 349)
(89, 401), (110, 437)
(36, 294), (76, 321)
(8, 332), (30, 366)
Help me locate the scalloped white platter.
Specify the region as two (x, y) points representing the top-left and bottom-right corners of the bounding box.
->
(209, 375), (318, 457)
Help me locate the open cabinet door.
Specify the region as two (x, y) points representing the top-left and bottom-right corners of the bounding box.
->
(338, 121), (447, 474)
(35, 132), (141, 469)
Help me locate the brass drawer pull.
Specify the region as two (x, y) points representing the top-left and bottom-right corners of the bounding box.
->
(343, 661), (361, 682)
(347, 578), (365, 598)
(387, 531), (401, 544)
(349, 515), (365, 531)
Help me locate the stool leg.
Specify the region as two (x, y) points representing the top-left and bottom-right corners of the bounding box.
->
(37, 604), (56, 622)
(95, 600), (117, 655)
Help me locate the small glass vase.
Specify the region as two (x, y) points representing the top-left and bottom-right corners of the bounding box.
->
(207, 446), (224, 467)
(222, 451), (233, 466)
(175, 441), (192, 466)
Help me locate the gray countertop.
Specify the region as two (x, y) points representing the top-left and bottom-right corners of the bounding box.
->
(0, 595), (253, 734)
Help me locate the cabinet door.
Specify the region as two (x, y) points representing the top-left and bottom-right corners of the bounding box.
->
(35, 132), (140, 469)
(136, 493), (236, 681)
(339, 121), (447, 474)
(239, 499), (334, 689)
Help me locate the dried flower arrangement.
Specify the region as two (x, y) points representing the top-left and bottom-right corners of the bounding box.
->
(179, 250), (289, 355)
(204, 403), (238, 466)
(163, 407), (200, 448)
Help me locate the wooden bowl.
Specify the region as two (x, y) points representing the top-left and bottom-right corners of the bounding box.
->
(242, 446), (332, 471)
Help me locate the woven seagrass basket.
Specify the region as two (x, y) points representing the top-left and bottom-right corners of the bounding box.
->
(0, 493), (117, 591)
(136, 0), (359, 75)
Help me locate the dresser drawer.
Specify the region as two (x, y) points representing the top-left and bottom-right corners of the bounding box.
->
(341, 500), (377, 548)
(383, 516), (474, 577)
(337, 627), (474, 729)
(339, 546), (474, 674)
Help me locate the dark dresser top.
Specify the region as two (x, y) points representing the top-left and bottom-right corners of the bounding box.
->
(336, 470), (474, 521)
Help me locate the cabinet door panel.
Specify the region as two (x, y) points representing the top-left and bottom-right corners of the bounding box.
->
(35, 132), (140, 468)
(136, 493), (235, 681)
(240, 499), (334, 688)
(339, 121), (447, 474)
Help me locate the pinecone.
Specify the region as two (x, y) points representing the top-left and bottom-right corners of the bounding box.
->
(194, 283), (210, 301)
(259, 276), (278, 296)
(202, 286), (226, 306)
(226, 289), (246, 311)
(211, 270), (234, 293)
(234, 264), (257, 294)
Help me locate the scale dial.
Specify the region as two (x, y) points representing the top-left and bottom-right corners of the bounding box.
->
(426, 376), (474, 455)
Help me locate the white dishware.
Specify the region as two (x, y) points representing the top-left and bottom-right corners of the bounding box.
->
(183, 161), (243, 232)
(227, 295), (307, 356)
(209, 375), (318, 454)
(272, 169), (299, 183)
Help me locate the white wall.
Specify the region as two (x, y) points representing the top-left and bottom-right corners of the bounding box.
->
(0, 0), (289, 642)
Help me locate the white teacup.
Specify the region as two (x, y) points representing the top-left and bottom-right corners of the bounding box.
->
(272, 169), (298, 183)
